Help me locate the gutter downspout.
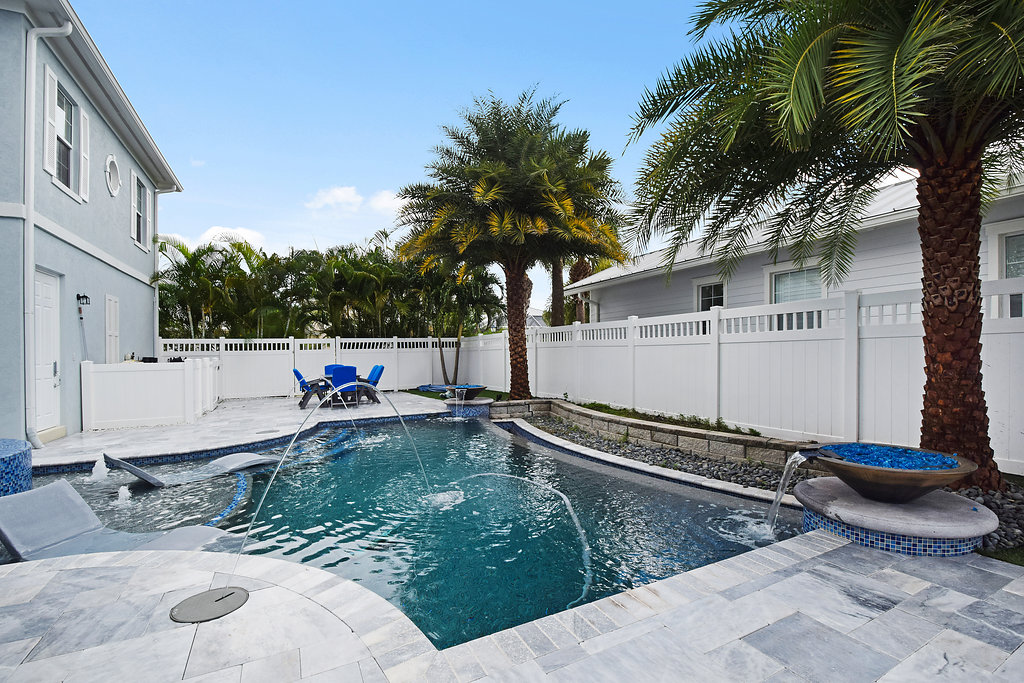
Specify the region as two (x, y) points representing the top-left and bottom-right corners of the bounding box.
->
(24, 21), (73, 448)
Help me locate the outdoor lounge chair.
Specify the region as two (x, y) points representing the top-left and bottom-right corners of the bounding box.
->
(0, 479), (229, 561)
(104, 452), (277, 488)
(294, 368), (332, 409)
(357, 364), (384, 403)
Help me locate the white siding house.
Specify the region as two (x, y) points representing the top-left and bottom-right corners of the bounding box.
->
(0, 0), (181, 445)
(566, 179), (1024, 321)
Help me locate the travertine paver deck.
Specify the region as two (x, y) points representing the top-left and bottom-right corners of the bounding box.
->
(32, 393), (449, 469)
(1, 533), (1022, 681)
(9, 397), (1024, 680)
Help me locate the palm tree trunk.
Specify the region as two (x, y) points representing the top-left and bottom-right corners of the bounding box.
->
(452, 321), (463, 385)
(436, 336), (451, 385)
(916, 157), (1002, 491)
(550, 257), (565, 327)
(504, 262), (531, 399)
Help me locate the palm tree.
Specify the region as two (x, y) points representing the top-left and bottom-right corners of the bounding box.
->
(399, 91), (626, 398)
(155, 238), (226, 338)
(630, 0), (1024, 489)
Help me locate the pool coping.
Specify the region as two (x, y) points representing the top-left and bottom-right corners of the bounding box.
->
(495, 418), (802, 511)
(31, 412), (443, 476)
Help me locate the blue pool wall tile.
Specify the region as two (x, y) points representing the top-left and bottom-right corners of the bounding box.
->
(0, 439), (33, 496)
(803, 508), (980, 556)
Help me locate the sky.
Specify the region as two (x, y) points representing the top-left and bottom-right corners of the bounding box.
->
(71, 0), (705, 309)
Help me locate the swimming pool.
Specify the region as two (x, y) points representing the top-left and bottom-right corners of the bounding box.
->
(40, 417), (802, 648)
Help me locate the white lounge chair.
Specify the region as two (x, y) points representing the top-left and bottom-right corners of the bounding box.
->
(0, 479), (229, 561)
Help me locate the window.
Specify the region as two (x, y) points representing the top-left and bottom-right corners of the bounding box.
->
(105, 155), (121, 196)
(1007, 234), (1023, 317)
(698, 282), (724, 311)
(130, 170), (152, 248)
(772, 267), (822, 303)
(43, 66), (89, 201)
(1007, 234), (1024, 278)
(55, 88), (73, 187)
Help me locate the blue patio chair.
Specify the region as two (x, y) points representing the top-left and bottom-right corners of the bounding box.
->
(330, 365), (359, 407)
(357, 364), (384, 403)
(293, 368), (332, 409)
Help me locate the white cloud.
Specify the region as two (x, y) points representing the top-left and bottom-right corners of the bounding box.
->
(368, 190), (406, 217)
(197, 226), (267, 250)
(190, 158), (206, 167)
(305, 186), (363, 210)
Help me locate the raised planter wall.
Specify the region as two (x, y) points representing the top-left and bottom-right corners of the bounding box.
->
(493, 399), (829, 471)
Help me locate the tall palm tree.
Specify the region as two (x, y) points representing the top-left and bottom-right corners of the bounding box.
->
(399, 91), (626, 398)
(631, 0), (1024, 489)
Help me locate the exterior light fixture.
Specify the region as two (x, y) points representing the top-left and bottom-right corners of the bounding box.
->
(76, 293), (91, 306)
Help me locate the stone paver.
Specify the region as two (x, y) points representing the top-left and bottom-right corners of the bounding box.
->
(32, 393), (448, 468)
(5, 400), (1023, 681)
(1, 531), (1021, 680)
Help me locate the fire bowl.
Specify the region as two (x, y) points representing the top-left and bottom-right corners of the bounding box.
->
(446, 385), (487, 400)
(814, 446), (977, 504)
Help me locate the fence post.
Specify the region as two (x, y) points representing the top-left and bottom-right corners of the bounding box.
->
(843, 290), (861, 441)
(503, 330), (509, 392)
(289, 336), (296, 394)
(573, 321), (581, 401)
(334, 337), (341, 364)
(392, 337), (400, 391)
(183, 360), (196, 424)
(218, 337), (225, 400)
(81, 360), (94, 430)
(627, 316), (638, 410)
(710, 306), (722, 419)
(530, 328), (538, 396)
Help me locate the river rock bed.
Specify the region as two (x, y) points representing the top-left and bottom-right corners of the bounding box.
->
(525, 414), (1024, 551)
(525, 414), (815, 493)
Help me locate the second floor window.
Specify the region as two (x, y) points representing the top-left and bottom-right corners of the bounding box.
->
(131, 170), (152, 249)
(44, 65), (89, 201)
(134, 178), (145, 243)
(55, 88), (74, 187)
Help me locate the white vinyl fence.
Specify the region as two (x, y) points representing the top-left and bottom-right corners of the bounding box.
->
(157, 336), (464, 399)
(81, 358), (219, 430)
(93, 279), (1022, 474)
(459, 279), (1022, 474)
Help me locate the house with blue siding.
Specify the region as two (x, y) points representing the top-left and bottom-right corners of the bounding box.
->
(566, 180), (1024, 321)
(0, 0), (181, 445)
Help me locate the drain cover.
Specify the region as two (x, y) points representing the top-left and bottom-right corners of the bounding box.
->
(169, 587), (249, 623)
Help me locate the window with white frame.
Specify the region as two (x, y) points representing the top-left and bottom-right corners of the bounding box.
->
(1007, 233), (1023, 317)
(698, 282), (725, 311)
(130, 171), (151, 248)
(772, 267), (822, 303)
(1007, 234), (1024, 278)
(43, 66), (89, 200)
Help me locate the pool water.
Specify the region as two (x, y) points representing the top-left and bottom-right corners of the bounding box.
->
(43, 418), (801, 648)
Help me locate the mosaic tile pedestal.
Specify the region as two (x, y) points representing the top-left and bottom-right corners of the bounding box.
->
(795, 476), (998, 556)
(0, 439), (32, 497)
(444, 397), (492, 418)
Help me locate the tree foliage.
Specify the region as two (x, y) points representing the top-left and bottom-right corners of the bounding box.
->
(155, 235), (502, 341)
(631, 0), (1024, 488)
(398, 90), (626, 398)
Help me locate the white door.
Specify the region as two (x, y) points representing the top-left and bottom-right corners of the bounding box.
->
(105, 295), (120, 363)
(34, 270), (61, 431)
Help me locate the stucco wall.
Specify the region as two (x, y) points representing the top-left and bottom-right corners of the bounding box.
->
(33, 39), (159, 276)
(35, 230), (156, 435)
(0, 217), (26, 440)
(0, 10), (26, 204)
